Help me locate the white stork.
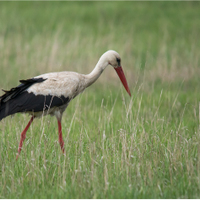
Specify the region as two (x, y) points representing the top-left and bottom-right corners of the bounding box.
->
(0, 50), (131, 160)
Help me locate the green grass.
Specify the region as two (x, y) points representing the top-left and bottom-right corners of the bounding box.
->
(1, 1), (200, 198)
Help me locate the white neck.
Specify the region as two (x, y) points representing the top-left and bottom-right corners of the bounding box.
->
(84, 55), (109, 88)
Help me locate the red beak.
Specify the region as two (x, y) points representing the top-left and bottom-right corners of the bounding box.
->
(114, 66), (131, 97)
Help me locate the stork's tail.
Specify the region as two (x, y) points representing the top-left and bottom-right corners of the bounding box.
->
(0, 77), (46, 121)
(0, 90), (20, 121)
(0, 102), (11, 121)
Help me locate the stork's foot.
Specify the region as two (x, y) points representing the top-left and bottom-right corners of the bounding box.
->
(59, 136), (65, 153)
(59, 141), (65, 154)
(16, 116), (34, 160)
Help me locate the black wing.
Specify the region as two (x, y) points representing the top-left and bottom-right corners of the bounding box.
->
(0, 78), (51, 120)
(0, 78), (45, 104)
(0, 92), (70, 120)
(0, 77), (70, 120)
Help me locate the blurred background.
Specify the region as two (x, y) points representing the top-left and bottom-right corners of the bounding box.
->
(0, 1), (200, 93)
(1, 2), (200, 198)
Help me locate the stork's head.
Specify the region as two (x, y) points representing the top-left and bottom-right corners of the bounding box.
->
(102, 50), (131, 97)
(102, 50), (121, 68)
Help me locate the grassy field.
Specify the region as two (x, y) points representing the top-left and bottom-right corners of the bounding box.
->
(0, 1), (200, 198)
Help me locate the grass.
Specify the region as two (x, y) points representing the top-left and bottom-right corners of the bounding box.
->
(0, 1), (200, 198)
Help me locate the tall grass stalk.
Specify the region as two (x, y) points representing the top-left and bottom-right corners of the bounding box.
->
(1, 1), (200, 198)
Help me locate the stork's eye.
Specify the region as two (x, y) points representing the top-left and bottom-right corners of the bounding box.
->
(116, 58), (121, 66)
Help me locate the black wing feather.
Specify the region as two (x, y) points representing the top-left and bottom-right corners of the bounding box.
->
(0, 78), (47, 120)
(1, 92), (70, 116)
(0, 78), (45, 103)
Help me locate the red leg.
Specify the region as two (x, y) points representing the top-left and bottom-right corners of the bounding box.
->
(16, 116), (34, 160)
(57, 120), (65, 153)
